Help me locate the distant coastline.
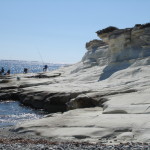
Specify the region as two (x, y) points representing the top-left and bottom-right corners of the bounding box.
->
(0, 59), (69, 66)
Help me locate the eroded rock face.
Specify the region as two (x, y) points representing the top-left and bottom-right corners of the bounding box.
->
(96, 23), (150, 62)
(19, 91), (81, 113)
(81, 23), (150, 68)
(85, 39), (107, 51)
(82, 40), (109, 66)
(82, 45), (109, 66)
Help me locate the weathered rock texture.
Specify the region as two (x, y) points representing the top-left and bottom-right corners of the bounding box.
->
(82, 40), (109, 67)
(85, 39), (107, 51)
(96, 23), (150, 62)
(1, 22), (150, 143)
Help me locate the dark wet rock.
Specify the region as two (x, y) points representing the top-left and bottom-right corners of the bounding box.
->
(0, 92), (19, 101)
(67, 95), (96, 109)
(0, 85), (18, 90)
(0, 93), (12, 101)
(18, 91), (81, 113)
(0, 79), (11, 83)
(103, 110), (128, 114)
(27, 73), (61, 78)
(67, 92), (108, 109)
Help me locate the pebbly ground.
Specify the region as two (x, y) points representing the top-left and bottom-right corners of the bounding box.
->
(0, 127), (150, 150)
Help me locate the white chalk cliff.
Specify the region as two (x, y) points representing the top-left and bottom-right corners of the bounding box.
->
(1, 23), (150, 143)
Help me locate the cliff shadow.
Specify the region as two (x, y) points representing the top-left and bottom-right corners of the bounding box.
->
(99, 61), (131, 81)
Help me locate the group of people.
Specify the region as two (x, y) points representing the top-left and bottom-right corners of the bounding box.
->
(0, 65), (48, 75)
(23, 65), (48, 73)
(0, 67), (10, 75)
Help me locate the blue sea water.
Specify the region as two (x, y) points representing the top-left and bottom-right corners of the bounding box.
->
(0, 60), (65, 74)
(0, 101), (48, 128)
(0, 60), (65, 127)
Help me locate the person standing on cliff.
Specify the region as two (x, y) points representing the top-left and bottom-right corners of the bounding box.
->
(4, 69), (10, 75)
(0, 67), (4, 75)
(6, 69), (10, 75)
(23, 68), (28, 74)
(43, 65), (48, 72)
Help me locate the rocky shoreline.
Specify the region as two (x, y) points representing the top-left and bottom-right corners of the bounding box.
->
(1, 23), (150, 146)
(0, 127), (150, 150)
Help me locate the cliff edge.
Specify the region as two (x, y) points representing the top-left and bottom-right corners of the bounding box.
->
(97, 23), (150, 62)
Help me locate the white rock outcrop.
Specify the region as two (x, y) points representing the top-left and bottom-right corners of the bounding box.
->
(96, 24), (150, 62)
(1, 23), (150, 143)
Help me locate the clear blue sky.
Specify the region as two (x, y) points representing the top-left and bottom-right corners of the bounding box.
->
(0, 0), (150, 64)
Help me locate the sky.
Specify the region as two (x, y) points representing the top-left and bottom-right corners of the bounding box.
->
(0, 0), (150, 64)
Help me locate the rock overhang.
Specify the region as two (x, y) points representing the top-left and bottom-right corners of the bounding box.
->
(94, 23), (150, 63)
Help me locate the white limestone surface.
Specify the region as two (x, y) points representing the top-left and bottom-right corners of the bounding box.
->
(7, 24), (150, 143)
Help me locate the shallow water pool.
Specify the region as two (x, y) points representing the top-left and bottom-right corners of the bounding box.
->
(0, 101), (47, 128)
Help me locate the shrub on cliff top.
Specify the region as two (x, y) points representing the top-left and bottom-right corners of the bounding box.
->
(134, 23), (150, 29)
(96, 26), (118, 35)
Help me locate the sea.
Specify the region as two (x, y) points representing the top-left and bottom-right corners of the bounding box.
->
(0, 60), (66, 128)
(0, 60), (65, 74)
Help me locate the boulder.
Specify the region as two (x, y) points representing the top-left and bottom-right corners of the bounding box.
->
(67, 93), (108, 109)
